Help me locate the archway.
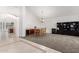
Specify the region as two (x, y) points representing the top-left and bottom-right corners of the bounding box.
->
(0, 13), (19, 40)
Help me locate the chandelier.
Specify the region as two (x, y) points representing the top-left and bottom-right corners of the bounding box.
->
(40, 10), (45, 23)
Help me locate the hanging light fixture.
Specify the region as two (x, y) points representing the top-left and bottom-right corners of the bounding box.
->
(41, 17), (45, 23)
(40, 10), (45, 23)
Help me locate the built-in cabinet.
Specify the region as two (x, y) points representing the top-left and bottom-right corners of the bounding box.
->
(52, 21), (79, 36)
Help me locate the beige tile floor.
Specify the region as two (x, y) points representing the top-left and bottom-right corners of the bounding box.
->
(0, 41), (43, 53)
(0, 37), (60, 53)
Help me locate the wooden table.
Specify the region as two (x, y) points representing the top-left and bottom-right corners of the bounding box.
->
(26, 28), (46, 36)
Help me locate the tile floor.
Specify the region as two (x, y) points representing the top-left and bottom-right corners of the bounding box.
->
(0, 37), (60, 53)
(24, 34), (79, 53)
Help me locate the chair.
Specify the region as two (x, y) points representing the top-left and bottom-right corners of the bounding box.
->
(40, 28), (46, 36)
(34, 29), (40, 36)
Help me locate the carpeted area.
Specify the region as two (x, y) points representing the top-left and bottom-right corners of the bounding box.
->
(23, 34), (79, 53)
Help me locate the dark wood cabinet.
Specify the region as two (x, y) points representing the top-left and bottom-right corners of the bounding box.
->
(26, 29), (34, 36)
(52, 28), (58, 34)
(52, 21), (79, 36)
(9, 28), (14, 33)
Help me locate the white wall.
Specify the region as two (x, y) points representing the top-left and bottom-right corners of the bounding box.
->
(27, 6), (79, 33)
(20, 7), (41, 37)
(0, 6), (41, 37)
(0, 6), (22, 37)
(2, 6), (79, 36)
(20, 6), (79, 34)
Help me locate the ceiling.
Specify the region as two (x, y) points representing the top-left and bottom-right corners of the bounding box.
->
(26, 6), (79, 19)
